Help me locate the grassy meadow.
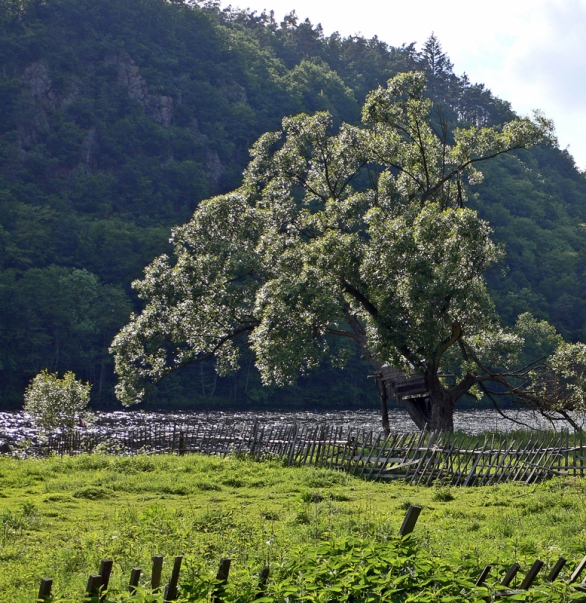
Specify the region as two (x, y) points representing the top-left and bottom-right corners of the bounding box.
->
(2, 452), (586, 601)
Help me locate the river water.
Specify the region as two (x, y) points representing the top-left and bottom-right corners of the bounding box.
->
(1, 407), (583, 450)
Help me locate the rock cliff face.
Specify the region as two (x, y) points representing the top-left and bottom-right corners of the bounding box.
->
(21, 60), (79, 107)
(22, 54), (173, 127)
(204, 148), (225, 191)
(22, 61), (54, 100)
(19, 54), (226, 182)
(105, 52), (173, 126)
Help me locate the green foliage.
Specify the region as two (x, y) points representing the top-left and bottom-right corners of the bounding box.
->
(0, 0), (585, 412)
(111, 70), (556, 430)
(3, 453), (586, 601)
(23, 369), (93, 432)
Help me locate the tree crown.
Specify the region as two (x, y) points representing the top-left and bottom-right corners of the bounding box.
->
(111, 72), (555, 407)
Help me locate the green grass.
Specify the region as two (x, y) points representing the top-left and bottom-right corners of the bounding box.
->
(2, 453), (586, 601)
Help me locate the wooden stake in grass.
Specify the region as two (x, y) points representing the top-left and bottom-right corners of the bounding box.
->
(38, 578), (53, 601)
(97, 559), (113, 603)
(399, 505), (422, 537)
(128, 568), (141, 594)
(256, 566), (270, 600)
(500, 563), (520, 587)
(213, 558), (231, 603)
(546, 557), (567, 582)
(163, 555), (183, 602)
(86, 574), (102, 600)
(151, 554), (164, 590)
(570, 554), (586, 583)
(475, 565), (491, 586)
(520, 559), (543, 589)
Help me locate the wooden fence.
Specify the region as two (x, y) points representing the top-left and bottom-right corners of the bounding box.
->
(46, 421), (586, 486)
(35, 506), (586, 601)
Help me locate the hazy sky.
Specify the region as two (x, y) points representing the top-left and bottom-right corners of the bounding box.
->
(224, 0), (586, 170)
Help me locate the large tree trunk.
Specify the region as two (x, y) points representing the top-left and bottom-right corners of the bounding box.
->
(425, 367), (455, 431)
(345, 310), (457, 433)
(403, 398), (432, 430)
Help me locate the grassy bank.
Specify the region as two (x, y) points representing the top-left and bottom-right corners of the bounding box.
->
(1, 453), (586, 601)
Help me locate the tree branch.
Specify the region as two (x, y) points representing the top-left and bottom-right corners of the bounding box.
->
(342, 281), (379, 317)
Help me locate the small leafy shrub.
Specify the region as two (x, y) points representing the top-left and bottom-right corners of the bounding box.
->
(23, 370), (93, 433)
(499, 514), (518, 538)
(222, 477), (245, 488)
(64, 454), (111, 471)
(329, 492), (351, 502)
(196, 480), (222, 492)
(160, 484), (191, 495)
(432, 486), (455, 502)
(292, 510), (311, 524)
(192, 509), (236, 532)
(303, 468), (349, 488)
(263, 536), (489, 603)
(300, 490), (324, 503)
(113, 455), (157, 474)
(43, 494), (71, 503)
(72, 486), (112, 500)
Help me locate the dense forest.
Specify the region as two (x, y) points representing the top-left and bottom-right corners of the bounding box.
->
(1, 0), (585, 410)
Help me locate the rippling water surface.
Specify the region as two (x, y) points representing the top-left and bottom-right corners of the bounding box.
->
(1, 407), (583, 449)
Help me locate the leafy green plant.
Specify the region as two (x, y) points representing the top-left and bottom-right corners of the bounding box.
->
(432, 486), (455, 502)
(23, 370), (93, 434)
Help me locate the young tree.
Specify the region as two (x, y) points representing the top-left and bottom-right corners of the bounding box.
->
(111, 72), (582, 431)
(24, 370), (93, 433)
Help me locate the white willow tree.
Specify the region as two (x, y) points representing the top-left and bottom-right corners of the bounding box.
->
(111, 72), (585, 431)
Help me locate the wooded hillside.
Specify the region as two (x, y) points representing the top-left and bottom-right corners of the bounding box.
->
(1, 0), (585, 409)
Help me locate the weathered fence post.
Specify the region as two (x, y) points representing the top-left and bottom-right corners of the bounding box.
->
(128, 568), (141, 593)
(213, 558), (231, 603)
(500, 563), (520, 587)
(152, 554), (164, 590)
(249, 420), (259, 454)
(86, 574), (102, 600)
(547, 557), (567, 582)
(475, 565), (491, 586)
(570, 554), (586, 583)
(255, 566), (270, 599)
(163, 555), (183, 602)
(98, 559), (113, 602)
(580, 427), (584, 477)
(399, 505), (422, 537)
(179, 432), (186, 455)
(287, 423), (298, 466)
(38, 578), (53, 601)
(520, 560), (543, 589)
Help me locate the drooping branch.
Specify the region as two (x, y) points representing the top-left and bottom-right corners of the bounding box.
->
(135, 322), (258, 400)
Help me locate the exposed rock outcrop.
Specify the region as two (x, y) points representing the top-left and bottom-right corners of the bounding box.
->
(80, 127), (98, 172)
(222, 81), (248, 104)
(105, 52), (173, 126)
(22, 61), (54, 100)
(21, 60), (79, 107)
(204, 148), (225, 192)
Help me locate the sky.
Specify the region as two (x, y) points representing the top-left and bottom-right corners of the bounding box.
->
(224, 0), (586, 171)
